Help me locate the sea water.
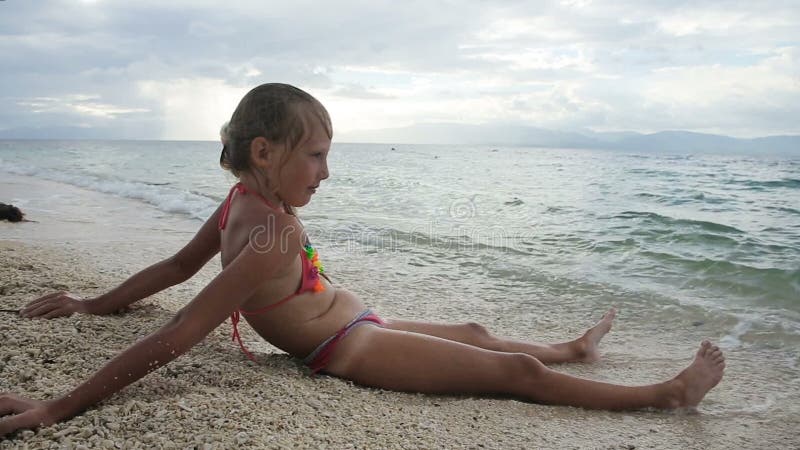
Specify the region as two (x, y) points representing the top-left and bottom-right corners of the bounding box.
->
(1, 140), (798, 356)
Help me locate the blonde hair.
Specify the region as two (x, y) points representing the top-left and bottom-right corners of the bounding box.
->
(219, 83), (332, 212)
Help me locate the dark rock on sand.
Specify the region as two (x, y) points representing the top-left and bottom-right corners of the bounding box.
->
(0, 202), (24, 222)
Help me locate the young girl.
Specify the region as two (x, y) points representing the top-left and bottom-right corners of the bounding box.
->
(0, 83), (725, 437)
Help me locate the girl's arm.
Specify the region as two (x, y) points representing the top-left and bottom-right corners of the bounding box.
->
(21, 204), (224, 318)
(0, 213), (304, 436)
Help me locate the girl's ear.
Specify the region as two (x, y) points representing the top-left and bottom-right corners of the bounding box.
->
(249, 137), (278, 169)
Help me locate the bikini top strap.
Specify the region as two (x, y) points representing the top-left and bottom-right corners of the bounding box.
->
(218, 182), (287, 231)
(237, 183), (285, 213)
(218, 182), (246, 230)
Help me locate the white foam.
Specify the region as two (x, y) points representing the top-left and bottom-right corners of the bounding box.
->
(1, 159), (217, 220)
(721, 394), (776, 415)
(720, 318), (753, 349)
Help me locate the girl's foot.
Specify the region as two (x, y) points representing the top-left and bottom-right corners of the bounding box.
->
(573, 308), (617, 363)
(665, 340), (726, 409)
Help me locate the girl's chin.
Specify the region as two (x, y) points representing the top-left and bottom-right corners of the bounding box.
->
(278, 189), (314, 208)
(287, 196), (312, 208)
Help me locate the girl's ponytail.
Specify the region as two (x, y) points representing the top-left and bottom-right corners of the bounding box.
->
(219, 121), (233, 172)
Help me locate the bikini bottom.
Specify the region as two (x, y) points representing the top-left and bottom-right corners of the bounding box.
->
(303, 309), (384, 374)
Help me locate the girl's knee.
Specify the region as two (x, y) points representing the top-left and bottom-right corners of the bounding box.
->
(505, 352), (546, 379)
(463, 322), (503, 348)
(463, 322), (490, 338)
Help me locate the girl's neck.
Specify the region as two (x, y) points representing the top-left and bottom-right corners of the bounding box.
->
(238, 174), (285, 211)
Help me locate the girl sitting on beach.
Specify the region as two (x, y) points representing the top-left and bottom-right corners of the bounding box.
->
(0, 83), (725, 437)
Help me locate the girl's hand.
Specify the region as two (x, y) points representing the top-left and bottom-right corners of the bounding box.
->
(20, 291), (90, 319)
(0, 393), (57, 438)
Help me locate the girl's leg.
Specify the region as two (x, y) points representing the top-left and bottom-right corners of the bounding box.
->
(325, 327), (725, 411)
(383, 308), (617, 365)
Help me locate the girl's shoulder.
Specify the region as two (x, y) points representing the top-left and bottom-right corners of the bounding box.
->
(224, 198), (305, 260)
(233, 199), (303, 236)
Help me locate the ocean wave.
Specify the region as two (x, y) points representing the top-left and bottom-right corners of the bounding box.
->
(1, 161), (217, 220)
(659, 231), (741, 247)
(610, 215), (798, 260)
(543, 205), (578, 214)
(727, 178), (800, 190)
(638, 251), (800, 304)
(626, 168), (682, 178)
(584, 231), (790, 256)
(718, 310), (800, 352)
(531, 233), (597, 253)
(612, 211), (744, 234)
(766, 206), (800, 216)
(634, 192), (672, 203)
(587, 237), (639, 253)
(640, 250), (778, 275)
(634, 191), (730, 206)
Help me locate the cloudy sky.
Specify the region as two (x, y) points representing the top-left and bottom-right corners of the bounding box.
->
(1, 0), (798, 141)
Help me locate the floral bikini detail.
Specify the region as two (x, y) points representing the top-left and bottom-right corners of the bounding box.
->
(304, 244), (325, 293)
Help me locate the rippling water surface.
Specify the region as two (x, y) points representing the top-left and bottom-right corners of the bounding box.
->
(2, 140), (798, 352)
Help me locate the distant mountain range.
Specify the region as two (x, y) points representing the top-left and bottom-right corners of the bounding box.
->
(2, 123), (798, 154)
(340, 123), (800, 154)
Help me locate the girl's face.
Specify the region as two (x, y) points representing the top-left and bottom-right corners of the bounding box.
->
(274, 119), (331, 207)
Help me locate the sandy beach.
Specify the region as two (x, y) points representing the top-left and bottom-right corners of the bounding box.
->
(2, 175), (799, 449)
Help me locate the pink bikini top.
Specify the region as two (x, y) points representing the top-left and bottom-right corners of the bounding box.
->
(219, 182), (325, 361)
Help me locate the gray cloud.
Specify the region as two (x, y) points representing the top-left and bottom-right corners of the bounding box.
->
(0, 0), (798, 139)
